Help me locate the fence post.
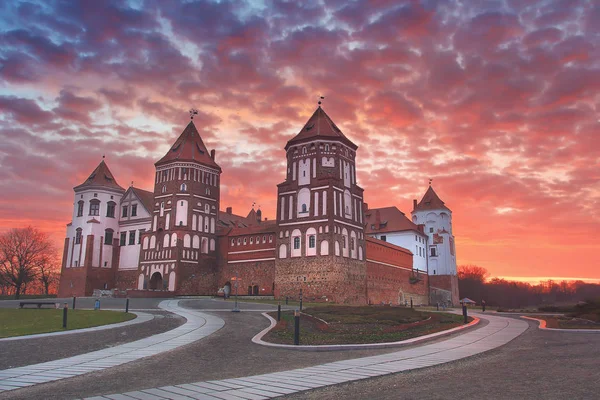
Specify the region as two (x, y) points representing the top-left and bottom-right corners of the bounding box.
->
(72, 296), (76, 310)
(294, 310), (300, 345)
(277, 302), (281, 321)
(62, 303), (68, 328)
(462, 303), (468, 324)
(125, 298), (129, 313)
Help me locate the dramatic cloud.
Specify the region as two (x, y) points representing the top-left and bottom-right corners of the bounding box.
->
(0, 0), (598, 282)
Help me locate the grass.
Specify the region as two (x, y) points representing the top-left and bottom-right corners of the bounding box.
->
(0, 309), (136, 338)
(531, 315), (600, 329)
(264, 305), (468, 345)
(222, 297), (331, 308)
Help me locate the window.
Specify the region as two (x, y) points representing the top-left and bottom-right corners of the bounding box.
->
(77, 201), (84, 217)
(205, 188), (210, 195)
(250, 237), (254, 244)
(430, 247), (437, 257)
(325, 144), (329, 152)
(104, 229), (114, 245)
(106, 201), (116, 218)
(343, 236), (347, 249)
(162, 185), (167, 193)
(237, 238), (241, 245)
(180, 183), (187, 192)
(380, 235), (386, 242)
(122, 205), (128, 218)
(138, 229), (145, 244)
(120, 232), (126, 246)
(301, 204), (307, 213)
(293, 237), (300, 249)
(231, 239), (235, 246)
(243, 238), (247, 245)
(351, 238), (355, 250)
(430, 227), (434, 233)
(302, 147), (307, 154)
(262, 235), (266, 243)
(75, 228), (82, 244)
(129, 231), (136, 245)
(131, 204), (137, 217)
(89, 200), (100, 216)
(309, 235), (316, 248)
(269, 235), (273, 243)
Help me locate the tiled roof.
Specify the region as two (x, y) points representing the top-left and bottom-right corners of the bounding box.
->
(131, 187), (154, 214)
(156, 121), (221, 170)
(285, 106), (357, 150)
(74, 160), (125, 192)
(364, 206), (424, 235)
(414, 186), (450, 212)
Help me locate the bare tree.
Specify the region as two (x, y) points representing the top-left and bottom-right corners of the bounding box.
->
(0, 227), (55, 299)
(38, 259), (60, 295)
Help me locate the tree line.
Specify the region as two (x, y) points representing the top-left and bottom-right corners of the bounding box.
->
(458, 264), (600, 308)
(0, 227), (60, 299)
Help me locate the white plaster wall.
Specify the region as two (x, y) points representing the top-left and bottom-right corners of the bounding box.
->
(118, 220), (151, 270)
(412, 209), (457, 276)
(368, 231), (428, 272)
(298, 159), (310, 186)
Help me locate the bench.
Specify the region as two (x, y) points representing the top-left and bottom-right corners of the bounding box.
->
(19, 302), (56, 309)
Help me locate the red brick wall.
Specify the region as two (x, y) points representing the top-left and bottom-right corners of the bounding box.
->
(429, 274), (459, 306)
(220, 260), (276, 296)
(365, 237), (429, 306)
(176, 256), (219, 295)
(57, 266), (88, 297)
(85, 267), (115, 296)
(115, 269), (139, 291)
(275, 256), (367, 304)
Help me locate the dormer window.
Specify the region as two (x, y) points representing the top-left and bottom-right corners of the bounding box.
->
(122, 205), (128, 218)
(131, 204), (137, 217)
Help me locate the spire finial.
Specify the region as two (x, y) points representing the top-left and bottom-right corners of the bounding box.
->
(131, 181), (134, 187)
(189, 108), (198, 119)
(318, 95), (324, 107)
(102, 154), (105, 159)
(429, 178), (433, 186)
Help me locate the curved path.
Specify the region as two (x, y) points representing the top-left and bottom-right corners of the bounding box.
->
(84, 312), (528, 400)
(0, 300), (224, 394)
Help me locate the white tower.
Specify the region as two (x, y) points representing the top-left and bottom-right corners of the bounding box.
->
(411, 185), (456, 276)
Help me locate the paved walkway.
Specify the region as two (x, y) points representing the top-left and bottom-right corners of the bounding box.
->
(84, 312), (528, 400)
(0, 312), (154, 342)
(0, 300), (224, 394)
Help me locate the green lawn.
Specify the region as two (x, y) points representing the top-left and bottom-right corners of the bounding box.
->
(0, 309), (136, 338)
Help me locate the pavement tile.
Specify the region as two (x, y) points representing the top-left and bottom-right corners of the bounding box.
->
(217, 389), (268, 400)
(122, 391), (166, 399)
(188, 382), (233, 391)
(142, 388), (194, 399)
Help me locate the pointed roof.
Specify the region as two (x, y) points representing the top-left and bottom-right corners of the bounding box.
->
(414, 186), (451, 212)
(74, 160), (125, 192)
(285, 106), (357, 150)
(130, 187), (155, 213)
(156, 121), (221, 170)
(364, 206), (424, 235)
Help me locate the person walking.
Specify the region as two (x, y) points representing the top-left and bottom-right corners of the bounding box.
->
(481, 300), (486, 312)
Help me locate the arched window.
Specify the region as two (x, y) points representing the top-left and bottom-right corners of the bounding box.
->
(162, 185), (167, 193)
(205, 188), (211, 195)
(294, 237), (300, 249)
(89, 199), (100, 216)
(77, 201), (84, 217)
(75, 228), (82, 244)
(306, 227), (317, 256)
(104, 229), (114, 245)
(325, 144), (329, 152)
(302, 146), (307, 154)
(231, 239), (235, 246)
(309, 235), (316, 248)
(180, 183), (187, 192)
(106, 201), (116, 218)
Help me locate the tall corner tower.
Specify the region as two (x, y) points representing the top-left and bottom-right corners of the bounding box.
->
(58, 159), (125, 297)
(136, 120), (222, 294)
(274, 105), (367, 304)
(411, 184), (459, 305)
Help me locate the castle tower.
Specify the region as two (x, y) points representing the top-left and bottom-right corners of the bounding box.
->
(412, 184), (459, 304)
(274, 106), (367, 304)
(136, 120), (221, 294)
(58, 159), (125, 297)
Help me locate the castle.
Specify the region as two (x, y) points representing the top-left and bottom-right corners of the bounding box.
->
(58, 106), (459, 305)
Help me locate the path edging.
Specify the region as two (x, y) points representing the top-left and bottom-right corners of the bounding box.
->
(252, 312), (480, 351)
(521, 316), (600, 332)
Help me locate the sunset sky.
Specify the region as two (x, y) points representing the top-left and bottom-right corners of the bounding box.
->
(0, 0), (598, 283)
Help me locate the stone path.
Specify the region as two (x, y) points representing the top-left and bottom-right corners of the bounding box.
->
(84, 312), (528, 400)
(0, 300), (224, 393)
(0, 312), (154, 342)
